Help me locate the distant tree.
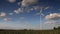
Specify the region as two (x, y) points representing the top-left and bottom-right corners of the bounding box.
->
(54, 26), (60, 30)
(0, 29), (4, 31)
(58, 26), (60, 29)
(54, 27), (56, 30)
(24, 29), (27, 31)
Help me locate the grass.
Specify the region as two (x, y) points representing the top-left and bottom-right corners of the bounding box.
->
(0, 30), (60, 34)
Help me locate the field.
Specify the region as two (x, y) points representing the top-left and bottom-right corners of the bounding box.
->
(0, 30), (60, 34)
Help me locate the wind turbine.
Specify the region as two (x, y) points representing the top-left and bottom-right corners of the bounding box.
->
(40, 7), (44, 30)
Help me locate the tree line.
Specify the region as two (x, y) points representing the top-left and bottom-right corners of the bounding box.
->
(54, 26), (60, 30)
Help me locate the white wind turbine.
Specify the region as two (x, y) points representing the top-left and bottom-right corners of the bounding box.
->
(40, 6), (50, 30)
(40, 7), (44, 30)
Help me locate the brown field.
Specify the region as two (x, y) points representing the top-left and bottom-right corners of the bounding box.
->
(0, 30), (60, 34)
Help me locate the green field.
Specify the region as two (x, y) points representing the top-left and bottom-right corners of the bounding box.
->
(0, 30), (60, 34)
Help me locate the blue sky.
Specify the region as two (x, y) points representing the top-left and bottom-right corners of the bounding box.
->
(0, 0), (60, 30)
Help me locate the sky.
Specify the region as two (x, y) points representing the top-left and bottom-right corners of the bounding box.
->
(0, 0), (60, 30)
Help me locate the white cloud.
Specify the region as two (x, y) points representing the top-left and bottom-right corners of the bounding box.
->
(8, 0), (16, 3)
(20, 17), (25, 20)
(0, 21), (40, 30)
(0, 12), (6, 17)
(44, 20), (56, 25)
(9, 13), (13, 15)
(17, 1), (43, 13)
(14, 8), (23, 14)
(45, 13), (60, 20)
(17, 1), (41, 13)
(21, 0), (38, 6)
(43, 20), (60, 29)
(14, 10), (19, 14)
(43, 13), (60, 29)
(3, 18), (11, 22)
(26, 8), (34, 13)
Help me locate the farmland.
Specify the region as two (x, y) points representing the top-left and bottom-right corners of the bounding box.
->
(0, 29), (60, 34)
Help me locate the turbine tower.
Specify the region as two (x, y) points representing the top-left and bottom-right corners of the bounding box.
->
(40, 7), (43, 30)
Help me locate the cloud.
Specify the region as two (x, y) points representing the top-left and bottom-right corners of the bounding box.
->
(0, 21), (40, 30)
(45, 20), (56, 25)
(14, 8), (23, 14)
(26, 8), (34, 13)
(3, 18), (11, 22)
(0, 12), (6, 17)
(20, 17), (25, 20)
(9, 13), (13, 15)
(43, 13), (60, 29)
(17, 0), (40, 13)
(21, 0), (38, 6)
(43, 20), (60, 29)
(45, 13), (60, 20)
(17, 0), (46, 13)
(7, 0), (16, 3)
(43, 21), (56, 29)
(39, 20), (60, 29)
